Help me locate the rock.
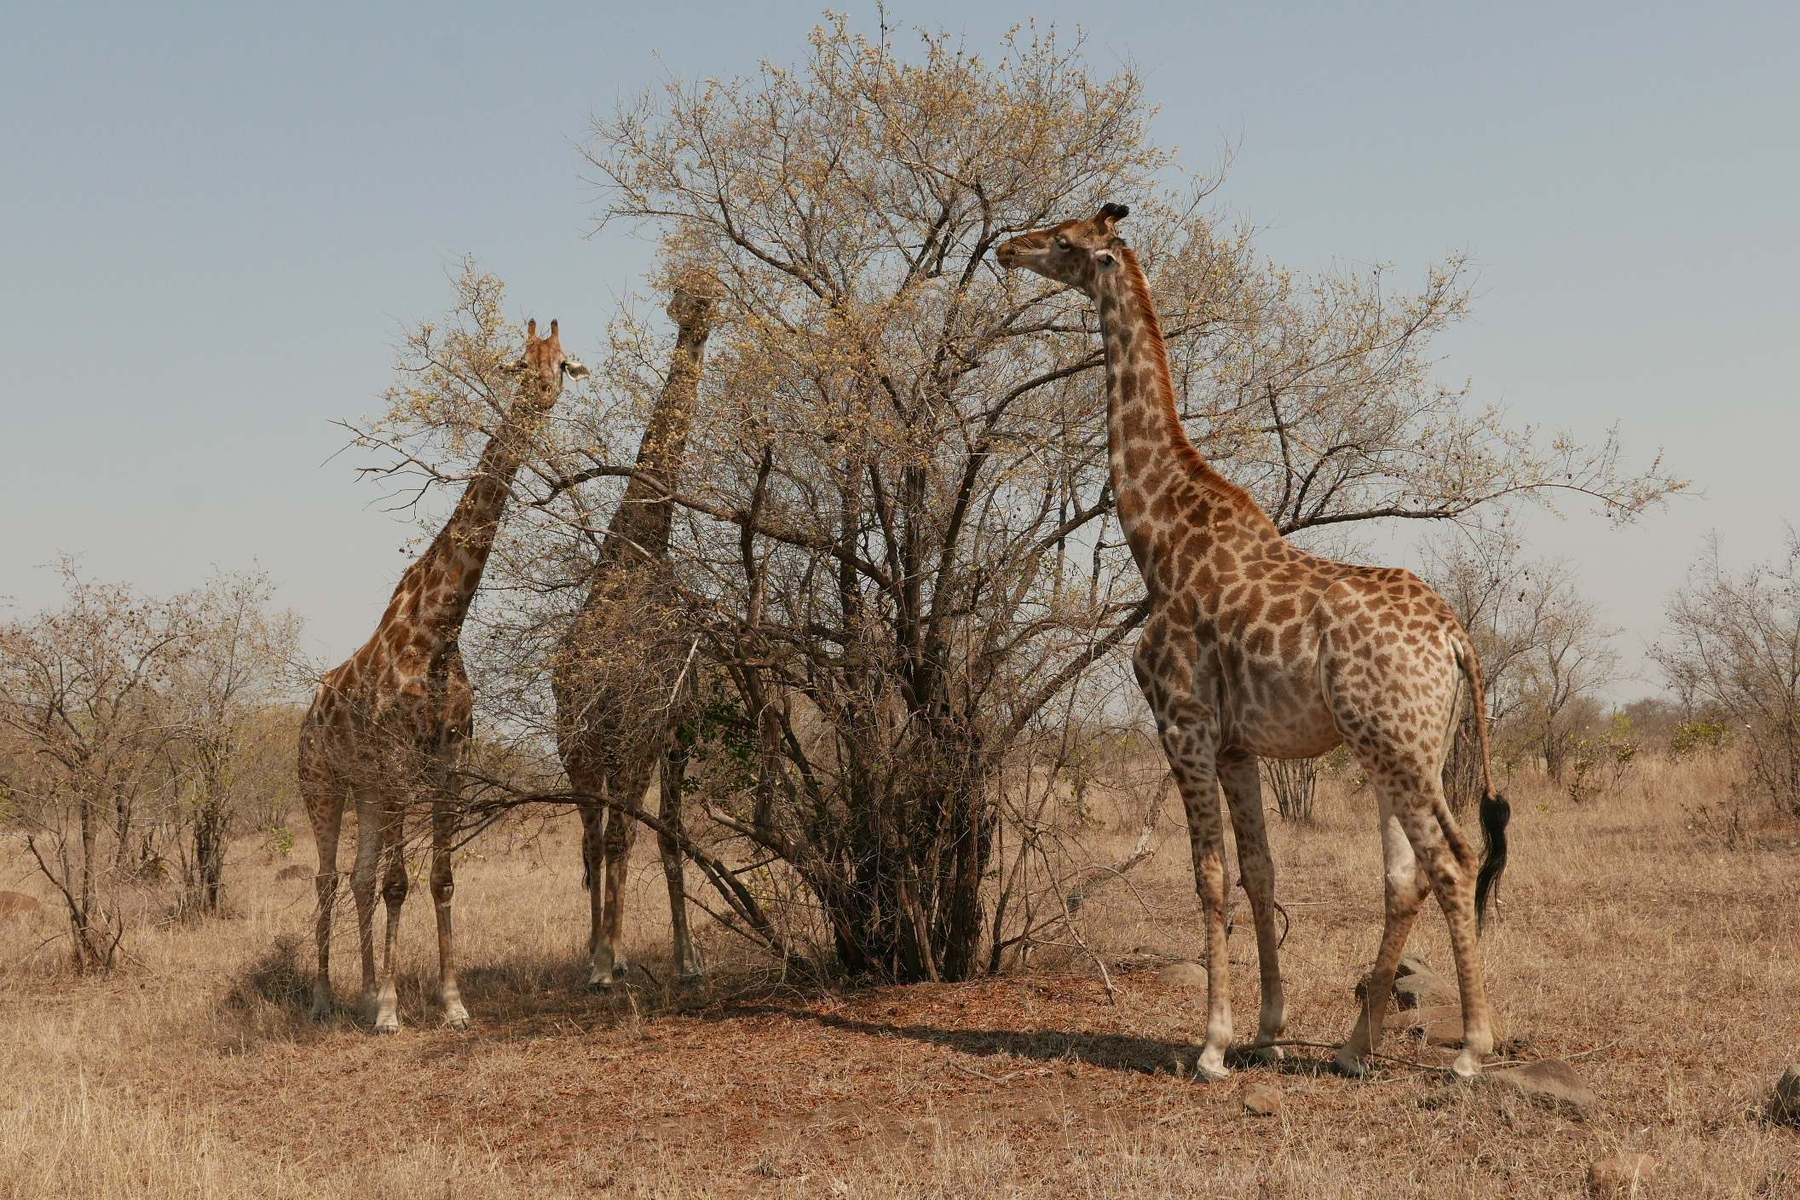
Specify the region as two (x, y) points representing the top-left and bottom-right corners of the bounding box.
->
(1354, 956), (1452, 1010)
(275, 864), (311, 883)
(1587, 1153), (1655, 1198)
(1483, 1060), (1599, 1115)
(1241, 1081), (1283, 1117)
(1393, 1003), (1463, 1046)
(1393, 1003), (1506, 1048)
(1393, 970), (1458, 1009)
(1772, 1066), (1800, 1126)
(0, 891), (42, 920)
(1157, 961), (1209, 989)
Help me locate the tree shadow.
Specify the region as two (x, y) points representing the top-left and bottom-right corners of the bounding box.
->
(209, 935), (829, 1050)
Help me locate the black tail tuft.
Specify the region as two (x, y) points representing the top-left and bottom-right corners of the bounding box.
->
(1474, 791), (1510, 933)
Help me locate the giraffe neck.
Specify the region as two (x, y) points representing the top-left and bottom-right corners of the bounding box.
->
(389, 401), (536, 644)
(597, 318), (712, 569)
(1092, 248), (1277, 590)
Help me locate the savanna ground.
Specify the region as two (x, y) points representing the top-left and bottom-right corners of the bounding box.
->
(2, 752), (1795, 1199)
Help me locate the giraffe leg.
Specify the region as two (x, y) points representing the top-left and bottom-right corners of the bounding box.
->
(304, 778), (344, 1022)
(1335, 790), (1430, 1076)
(1218, 750), (1285, 1061)
(1135, 622), (1231, 1081)
(575, 781), (614, 990)
(429, 799), (468, 1029)
(373, 801), (408, 1034)
(349, 791), (382, 1019)
(659, 741), (699, 981)
(597, 765), (648, 987)
(1403, 777), (1496, 1078)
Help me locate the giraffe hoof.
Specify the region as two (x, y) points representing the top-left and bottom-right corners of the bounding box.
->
(1451, 1051), (1482, 1081)
(444, 1014), (471, 1032)
(373, 1021), (400, 1036)
(1332, 1049), (1370, 1079)
(1249, 1042), (1285, 1065)
(1194, 1051), (1231, 1083)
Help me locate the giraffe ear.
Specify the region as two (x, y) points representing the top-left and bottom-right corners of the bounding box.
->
(562, 357), (589, 379)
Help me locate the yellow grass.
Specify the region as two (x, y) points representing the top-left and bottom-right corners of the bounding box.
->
(1, 752), (1796, 1198)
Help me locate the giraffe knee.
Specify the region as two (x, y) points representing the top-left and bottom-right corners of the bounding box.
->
(382, 872), (408, 907)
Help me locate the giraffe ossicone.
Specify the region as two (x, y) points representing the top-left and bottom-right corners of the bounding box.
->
(998, 207), (1511, 1081)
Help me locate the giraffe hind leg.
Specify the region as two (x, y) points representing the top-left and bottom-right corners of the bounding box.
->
(1336, 787), (1430, 1076)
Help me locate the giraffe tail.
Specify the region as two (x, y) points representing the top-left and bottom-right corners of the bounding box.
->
(1451, 627), (1511, 932)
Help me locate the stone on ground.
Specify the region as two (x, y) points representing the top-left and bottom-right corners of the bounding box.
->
(1241, 1081), (1282, 1117)
(1157, 961), (1209, 989)
(1587, 1152), (1655, 1198)
(1483, 1059), (1599, 1115)
(1354, 955), (1453, 1011)
(1772, 1066), (1800, 1126)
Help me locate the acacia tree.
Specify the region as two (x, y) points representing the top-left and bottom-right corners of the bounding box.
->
(164, 571), (301, 915)
(0, 566), (193, 968)
(567, 18), (1677, 981)
(358, 19), (1677, 982)
(1654, 531), (1800, 818)
(1427, 532), (1618, 799)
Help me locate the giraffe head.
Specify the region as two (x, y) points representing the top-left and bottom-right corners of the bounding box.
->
(994, 203), (1129, 296)
(501, 317), (589, 408)
(665, 278), (719, 334)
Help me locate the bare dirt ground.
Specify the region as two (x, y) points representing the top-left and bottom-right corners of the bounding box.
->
(2, 753), (1796, 1198)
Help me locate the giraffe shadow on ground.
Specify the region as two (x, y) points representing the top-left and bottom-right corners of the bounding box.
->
(209, 935), (782, 1048)
(721, 1004), (1341, 1081)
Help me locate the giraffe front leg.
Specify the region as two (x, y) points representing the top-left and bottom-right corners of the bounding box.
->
(1219, 750), (1286, 1062)
(349, 791), (382, 1022)
(1136, 625), (1232, 1082)
(597, 768), (644, 988)
(429, 799), (469, 1030)
(659, 741), (700, 982)
(576, 785), (614, 990)
(373, 802), (407, 1034)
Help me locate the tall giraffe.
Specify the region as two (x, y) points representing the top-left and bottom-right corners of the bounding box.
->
(553, 280), (716, 988)
(301, 318), (587, 1031)
(997, 205), (1510, 1080)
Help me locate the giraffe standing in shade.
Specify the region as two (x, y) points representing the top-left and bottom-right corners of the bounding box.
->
(301, 318), (587, 1031)
(553, 280), (716, 988)
(997, 205), (1510, 1080)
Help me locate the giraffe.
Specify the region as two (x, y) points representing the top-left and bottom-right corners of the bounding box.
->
(997, 205), (1511, 1080)
(300, 318), (587, 1031)
(553, 279), (716, 988)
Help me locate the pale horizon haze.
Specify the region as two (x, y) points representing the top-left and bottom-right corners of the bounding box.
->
(4, 2), (1797, 703)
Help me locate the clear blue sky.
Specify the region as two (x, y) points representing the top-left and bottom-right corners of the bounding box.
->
(3, 2), (1796, 693)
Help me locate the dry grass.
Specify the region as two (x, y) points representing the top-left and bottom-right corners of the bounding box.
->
(2, 752), (1797, 1198)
